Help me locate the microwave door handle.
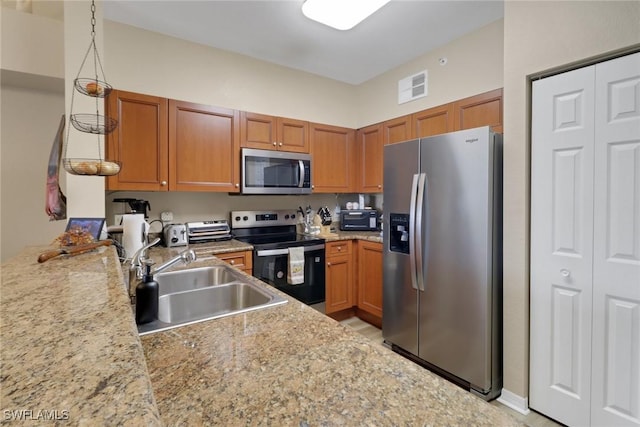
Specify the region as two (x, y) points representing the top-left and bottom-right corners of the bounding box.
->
(298, 160), (305, 188)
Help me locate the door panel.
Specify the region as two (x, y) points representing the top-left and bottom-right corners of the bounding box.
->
(592, 52), (640, 427)
(417, 128), (493, 391)
(382, 139), (420, 355)
(530, 65), (595, 427)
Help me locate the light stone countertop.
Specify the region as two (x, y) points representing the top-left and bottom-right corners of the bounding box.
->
(140, 265), (520, 426)
(0, 245), (161, 425)
(2, 239), (520, 426)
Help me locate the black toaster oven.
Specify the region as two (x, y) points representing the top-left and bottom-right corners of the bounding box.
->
(339, 210), (378, 231)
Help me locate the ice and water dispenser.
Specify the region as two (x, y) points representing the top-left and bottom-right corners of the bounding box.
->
(389, 213), (411, 254)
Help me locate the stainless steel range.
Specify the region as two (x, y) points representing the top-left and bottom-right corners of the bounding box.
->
(231, 210), (325, 305)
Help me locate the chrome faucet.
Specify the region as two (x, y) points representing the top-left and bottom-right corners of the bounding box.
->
(128, 238), (197, 301)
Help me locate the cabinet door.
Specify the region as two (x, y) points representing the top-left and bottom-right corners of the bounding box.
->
(453, 88), (503, 133)
(310, 123), (356, 193)
(169, 100), (240, 192)
(326, 254), (353, 314)
(383, 115), (412, 144)
(356, 124), (384, 193)
(412, 103), (454, 138)
(530, 66), (595, 427)
(591, 52), (640, 427)
(241, 113), (309, 153)
(217, 250), (253, 275)
(105, 90), (169, 191)
(278, 117), (309, 153)
(357, 241), (383, 319)
(240, 111), (277, 151)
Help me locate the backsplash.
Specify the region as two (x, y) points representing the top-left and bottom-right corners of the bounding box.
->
(106, 192), (382, 234)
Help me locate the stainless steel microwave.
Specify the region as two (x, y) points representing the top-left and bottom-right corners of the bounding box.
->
(241, 148), (312, 195)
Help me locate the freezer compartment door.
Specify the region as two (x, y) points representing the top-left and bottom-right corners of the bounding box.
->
(417, 127), (497, 392)
(382, 139), (420, 354)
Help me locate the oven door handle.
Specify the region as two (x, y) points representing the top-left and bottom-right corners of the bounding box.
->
(256, 244), (325, 257)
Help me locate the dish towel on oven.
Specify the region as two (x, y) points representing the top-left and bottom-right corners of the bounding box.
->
(287, 246), (305, 285)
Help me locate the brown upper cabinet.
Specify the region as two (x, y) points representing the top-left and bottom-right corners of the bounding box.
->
(310, 122), (356, 193)
(412, 103), (455, 138)
(356, 123), (384, 193)
(106, 90), (241, 192)
(106, 90), (169, 191)
(240, 112), (309, 153)
(383, 114), (412, 145)
(452, 88), (503, 133)
(169, 100), (240, 192)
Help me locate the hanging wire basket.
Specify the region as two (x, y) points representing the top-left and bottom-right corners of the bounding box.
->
(70, 113), (117, 134)
(62, 1), (121, 177)
(74, 78), (112, 98)
(63, 158), (121, 176)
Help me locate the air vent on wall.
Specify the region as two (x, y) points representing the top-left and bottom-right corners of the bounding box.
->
(398, 70), (427, 104)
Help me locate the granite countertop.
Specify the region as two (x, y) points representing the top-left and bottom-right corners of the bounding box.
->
(2, 239), (520, 426)
(0, 245), (161, 425)
(141, 268), (520, 426)
(324, 230), (383, 243)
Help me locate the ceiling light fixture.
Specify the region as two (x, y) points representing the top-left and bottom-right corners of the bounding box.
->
(302, 0), (391, 31)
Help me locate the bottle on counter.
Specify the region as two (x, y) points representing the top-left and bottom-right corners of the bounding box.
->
(135, 262), (158, 325)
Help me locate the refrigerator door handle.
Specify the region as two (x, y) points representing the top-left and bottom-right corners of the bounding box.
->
(409, 173), (420, 291)
(415, 173), (427, 292)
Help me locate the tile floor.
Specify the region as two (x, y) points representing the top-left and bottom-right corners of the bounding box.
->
(339, 316), (564, 427)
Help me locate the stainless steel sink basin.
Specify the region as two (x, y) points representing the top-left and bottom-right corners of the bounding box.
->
(137, 265), (287, 336)
(155, 265), (238, 296)
(158, 282), (276, 324)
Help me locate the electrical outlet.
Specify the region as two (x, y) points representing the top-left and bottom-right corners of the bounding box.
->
(160, 211), (174, 222)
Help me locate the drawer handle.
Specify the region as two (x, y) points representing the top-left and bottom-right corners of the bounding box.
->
(230, 260), (235, 264)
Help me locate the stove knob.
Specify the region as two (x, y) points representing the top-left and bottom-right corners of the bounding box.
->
(291, 214), (296, 220)
(284, 214), (289, 219)
(243, 216), (248, 221)
(235, 216), (241, 221)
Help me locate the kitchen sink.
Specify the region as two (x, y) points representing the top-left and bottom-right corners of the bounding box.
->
(158, 282), (277, 324)
(137, 265), (287, 336)
(155, 265), (238, 296)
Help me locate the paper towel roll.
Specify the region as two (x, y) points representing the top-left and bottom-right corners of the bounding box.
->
(123, 214), (147, 259)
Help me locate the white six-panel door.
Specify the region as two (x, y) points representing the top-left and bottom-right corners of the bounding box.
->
(531, 52), (640, 427)
(531, 65), (595, 427)
(591, 52), (640, 427)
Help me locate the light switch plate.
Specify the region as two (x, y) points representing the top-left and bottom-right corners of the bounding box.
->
(160, 211), (174, 221)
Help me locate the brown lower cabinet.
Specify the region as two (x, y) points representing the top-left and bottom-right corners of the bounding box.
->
(325, 240), (383, 328)
(217, 250), (252, 275)
(357, 241), (383, 320)
(325, 241), (354, 314)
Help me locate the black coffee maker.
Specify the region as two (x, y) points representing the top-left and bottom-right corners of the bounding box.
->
(114, 198), (151, 219)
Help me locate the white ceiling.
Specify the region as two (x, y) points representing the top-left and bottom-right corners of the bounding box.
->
(103, 0), (504, 85)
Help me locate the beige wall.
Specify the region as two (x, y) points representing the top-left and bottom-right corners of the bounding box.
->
(502, 0), (640, 401)
(103, 20), (359, 129)
(356, 19), (504, 128)
(0, 84), (66, 260)
(0, 6), (63, 79)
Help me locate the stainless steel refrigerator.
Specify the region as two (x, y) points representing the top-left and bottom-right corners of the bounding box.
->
(382, 126), (502, 400)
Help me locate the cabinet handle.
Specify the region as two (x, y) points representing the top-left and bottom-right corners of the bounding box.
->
(161, 181), (167, 186)
(378, 184), (382, 189)
(235, 183), (240, 188)
(327, 262), (331, 266)
(230, 260), (235, 265)
(273, 142), (277, 146)
(337, 247), (342, 251)
(279, 142), (283, 146)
